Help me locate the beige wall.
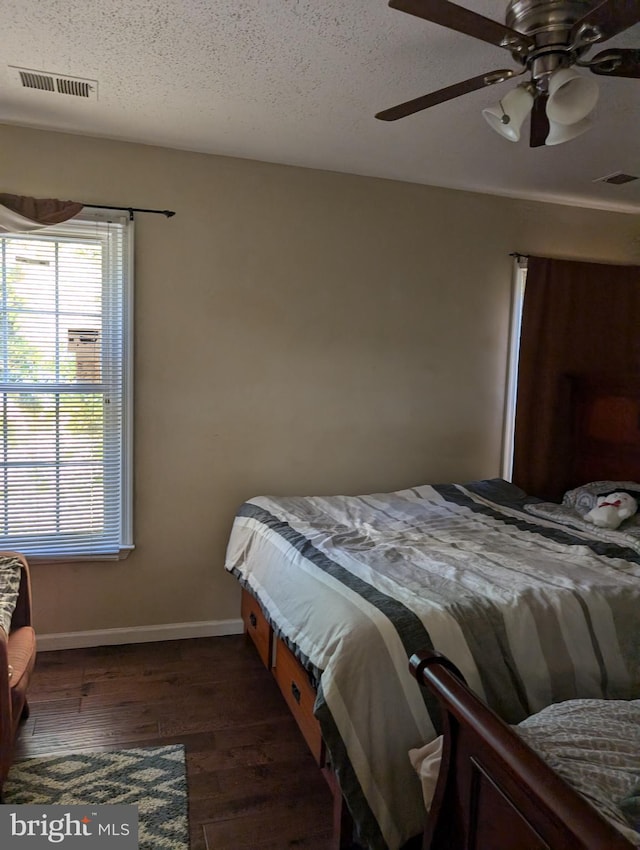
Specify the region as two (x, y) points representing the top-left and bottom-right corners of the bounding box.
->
(1, 123), (639, 637)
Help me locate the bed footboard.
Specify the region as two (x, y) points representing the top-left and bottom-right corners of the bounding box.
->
(409, 650), (635, 850)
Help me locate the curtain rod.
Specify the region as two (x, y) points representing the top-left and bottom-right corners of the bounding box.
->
(509, 252), (529, 259)
(81, 204), (175, 220)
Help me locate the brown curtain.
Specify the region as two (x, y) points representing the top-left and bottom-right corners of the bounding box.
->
(0, 193), (83, 226)
(512, 255), (640, 501)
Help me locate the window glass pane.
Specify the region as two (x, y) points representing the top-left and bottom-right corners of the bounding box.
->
(6, 240), (56, 312)
(59, 466), (104, 533)
(501, 259), (527, 480)
(3, 392), (57, 463)
(4, 468), (57, 535)
(59, 394), (105, 461)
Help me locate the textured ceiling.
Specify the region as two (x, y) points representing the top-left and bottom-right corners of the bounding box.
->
(0, 0), (639, 212)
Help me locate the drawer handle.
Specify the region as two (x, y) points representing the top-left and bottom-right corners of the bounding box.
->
(291, 681), (301, 704)
(249, 612), (257, 628)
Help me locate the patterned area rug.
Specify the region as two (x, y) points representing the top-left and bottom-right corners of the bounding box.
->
(3, 745), (188, 850)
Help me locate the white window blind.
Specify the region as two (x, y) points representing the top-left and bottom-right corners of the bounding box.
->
(0, 213), (133, 559)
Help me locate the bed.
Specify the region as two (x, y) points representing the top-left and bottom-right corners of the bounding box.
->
(409, 649), (640, 850)
(224, 478), (640, 850)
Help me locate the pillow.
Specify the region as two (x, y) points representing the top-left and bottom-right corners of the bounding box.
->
(515, 699), (640, 845)
(562, 481), (640, 517)
(0, 556), (22, 636)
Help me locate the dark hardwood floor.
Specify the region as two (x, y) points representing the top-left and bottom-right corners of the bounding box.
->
(14, 634), (335, 849)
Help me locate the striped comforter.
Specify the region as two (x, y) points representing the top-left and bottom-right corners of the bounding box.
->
(224, 479), (640, 850)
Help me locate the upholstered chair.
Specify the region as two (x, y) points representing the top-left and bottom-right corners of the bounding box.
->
(0, 552), (36, 799)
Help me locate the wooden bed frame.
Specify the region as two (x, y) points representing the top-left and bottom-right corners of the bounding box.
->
(567, 373), (640, 489)
(409, 649), (636, 850)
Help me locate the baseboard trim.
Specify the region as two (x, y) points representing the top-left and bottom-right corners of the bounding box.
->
(37, 618), (245, 651)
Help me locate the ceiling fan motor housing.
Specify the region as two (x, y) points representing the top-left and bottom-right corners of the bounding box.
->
(506, 0), (598, 86)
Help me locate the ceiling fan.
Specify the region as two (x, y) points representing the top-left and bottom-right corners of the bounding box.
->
(376, 0), (640, 146)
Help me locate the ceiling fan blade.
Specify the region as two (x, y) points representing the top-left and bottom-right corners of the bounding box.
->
(389, 0), (534, 53)
(588, 48), (640, 78)
(570, 0), (640, 45)
(529, 94), (549, 148)
(375, 69), (520, 121)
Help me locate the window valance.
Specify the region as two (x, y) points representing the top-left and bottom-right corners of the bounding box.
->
(0, 193), (83, 233)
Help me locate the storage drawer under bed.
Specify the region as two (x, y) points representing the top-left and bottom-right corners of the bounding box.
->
(241, 588), (272, 668)
(241, 589), (325, 767)
(273, 637), (325, 766)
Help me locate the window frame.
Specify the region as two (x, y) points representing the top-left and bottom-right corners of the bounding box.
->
(0, 209), (134, 562)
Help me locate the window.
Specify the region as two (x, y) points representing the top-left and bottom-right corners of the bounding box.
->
(501, 255), (527, 481)
(0, 213), (133, 559)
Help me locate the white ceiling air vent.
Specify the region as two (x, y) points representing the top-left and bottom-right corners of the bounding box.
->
(593, 172), (639, 185)
(8, 66), (98, 100)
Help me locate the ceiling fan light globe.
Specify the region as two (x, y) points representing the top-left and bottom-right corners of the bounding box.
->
(482, 85), (534, 142)
(545, 116), (593, 146)
(483, 108), (519, 141)
(546, 69), (599, 125)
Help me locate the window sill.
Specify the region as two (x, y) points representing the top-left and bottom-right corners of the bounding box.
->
(24, 546), (135, 565)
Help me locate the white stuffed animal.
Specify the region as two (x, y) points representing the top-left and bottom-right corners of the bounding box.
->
(584, 492), (639, 530)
